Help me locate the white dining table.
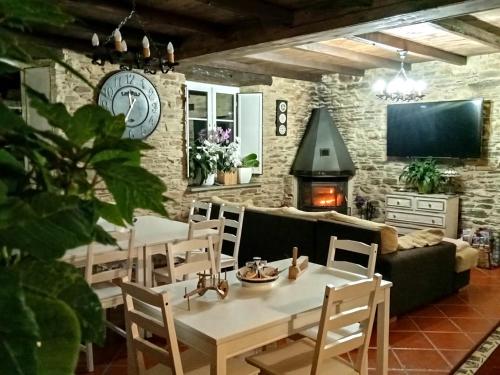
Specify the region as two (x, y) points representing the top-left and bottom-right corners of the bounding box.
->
(144, 259), (392, 375)
(62, 215), (214, 286)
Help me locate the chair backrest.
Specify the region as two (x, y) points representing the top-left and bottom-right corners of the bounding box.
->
(326, 236), (378, 278)
(166, 236), (217, 283)
(121, 280), (184, 375)
(85, 228), (136, 285)
(218, 204), (245, 268)
(188, 200), (212, 222)
(312, 275), (382, 375)
(188, 218), (225, 271)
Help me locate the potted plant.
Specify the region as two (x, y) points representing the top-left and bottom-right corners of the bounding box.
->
(216, 138), (241, 185)
(189, 139), (218, 186)
(399, 158), (444, 194)
(238, 153), (259, 184)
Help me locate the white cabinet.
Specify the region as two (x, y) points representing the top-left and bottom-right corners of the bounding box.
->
(385, 192), (459, 238)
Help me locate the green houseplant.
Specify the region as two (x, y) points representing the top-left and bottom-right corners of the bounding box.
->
(238, 153), (259, 184)
(0, 1), (169, 374)
(399, 158), (444, 194)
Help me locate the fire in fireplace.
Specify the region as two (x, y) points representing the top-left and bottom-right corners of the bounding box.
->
(298, 177), (348, 213)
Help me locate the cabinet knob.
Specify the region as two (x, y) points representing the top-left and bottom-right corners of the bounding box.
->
(397, 201), (400, 205)
(393, 215), (396, 218)
(428, 203), (432, 208)
(431, 219), (435, 224)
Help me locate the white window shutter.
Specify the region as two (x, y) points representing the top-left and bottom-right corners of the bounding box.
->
(184, 84), (190, 178)
(237, 93), (263, 174)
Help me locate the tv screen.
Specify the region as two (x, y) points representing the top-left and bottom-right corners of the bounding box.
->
(387, 99), (483, 158)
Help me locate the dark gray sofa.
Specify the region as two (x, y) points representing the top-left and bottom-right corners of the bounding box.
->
(212, 205), (469, 317)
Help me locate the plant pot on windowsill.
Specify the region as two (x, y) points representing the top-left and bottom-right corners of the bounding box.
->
(202, 173), (216, 186)
(217, 170), (237, 185)
(238, 167), (253, 184)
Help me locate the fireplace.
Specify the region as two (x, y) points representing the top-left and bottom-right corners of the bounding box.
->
(291, 108), (355, 213)
(297, 177), (349, 213)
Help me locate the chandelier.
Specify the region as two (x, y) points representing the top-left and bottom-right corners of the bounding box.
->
(372, 50), (426, 102)
(90, 3), (178, 75)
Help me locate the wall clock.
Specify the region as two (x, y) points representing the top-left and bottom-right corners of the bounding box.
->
(98, 71), (161, 139)
(276, 99), (288, 136)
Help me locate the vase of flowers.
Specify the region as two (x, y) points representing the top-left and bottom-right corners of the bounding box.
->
(216, 133), (241, 185)
(189, 139), (218, 186)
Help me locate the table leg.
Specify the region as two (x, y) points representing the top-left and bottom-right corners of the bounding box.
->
(135, 246), (145, 286)
(210, 349), (227, 375)
(376, 288), (390, 375)
(145, 246), (153, 287)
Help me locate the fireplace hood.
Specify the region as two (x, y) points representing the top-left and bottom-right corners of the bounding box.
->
(291, 107), (355, 177)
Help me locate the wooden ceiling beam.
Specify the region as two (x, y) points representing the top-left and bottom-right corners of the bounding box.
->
(61, 0), (222, 37)
(197, 60), (324, 82)
(194, 0), (294, 25)
(249, 49), (364, 76)
(177, 0), (498, 63)
(178, 65), (273, 87)
(354, 32), (467, 65)
(295, 43), (407, 71)
(433, 15), (500, 50)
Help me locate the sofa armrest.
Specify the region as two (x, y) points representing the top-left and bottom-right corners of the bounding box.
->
(377, 241), (456, 316)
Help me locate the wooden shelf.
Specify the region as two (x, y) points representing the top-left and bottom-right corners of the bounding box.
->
(187, 183), (261, 193)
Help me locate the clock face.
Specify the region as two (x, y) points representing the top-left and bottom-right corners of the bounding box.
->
(279, 102), (287, 112)
(98, 71), (161, 139)
(278, 124), (287, 135)
(278, 113), (287, 124)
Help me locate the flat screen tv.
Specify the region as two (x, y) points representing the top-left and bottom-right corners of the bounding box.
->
(387, 99), (483, 159)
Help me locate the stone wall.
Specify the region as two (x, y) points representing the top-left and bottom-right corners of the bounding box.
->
(321, 53), (500, 231)
(54, 50), (323, 219)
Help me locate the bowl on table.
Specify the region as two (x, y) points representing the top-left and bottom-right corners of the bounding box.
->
(236, 261), (279, 288)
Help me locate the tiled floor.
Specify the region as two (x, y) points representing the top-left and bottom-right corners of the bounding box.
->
(78, 267), (500, 375)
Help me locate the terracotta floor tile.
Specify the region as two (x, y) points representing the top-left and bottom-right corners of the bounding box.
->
(412, 317), (460, 332)
(451, 317), (495, 333)
(436, 304), (483, 318)
(425, 332), (473, 350)
(403, 371), (449, 374)
(390, 317), (419, 332)
(393, 349), (450, 371)
(363, 348), (402, 369)
(474, 304), (500, 319)
(466, 331), (490, 344)
(435, 294), (468, 305)
(439, 349), (469, 368)
(389, 332), (433, 349)
(408, 305), (446, 318)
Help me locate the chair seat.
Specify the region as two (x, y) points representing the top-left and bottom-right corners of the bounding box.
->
(92, 282), (123, 309)
(301, 323), (361, 343)
(220, 253), (236, 269)
(146, 347), (259, 375)
(246, 338), (359, 375)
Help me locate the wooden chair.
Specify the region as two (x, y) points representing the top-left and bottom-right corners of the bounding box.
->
(83, 228), (136, 372)
(218, 203), (245, 270)
(188, 200), (212, 222)
(246, 275), (382, 375)
(121, 280), (259, 375)
(327, 236), (378, 278)
(153, 236), (217, 284)
(187, 218), (225, 272)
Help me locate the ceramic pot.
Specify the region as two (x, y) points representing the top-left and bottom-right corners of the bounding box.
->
(202, 173), (216, 186)
(238, 167), (253, 184)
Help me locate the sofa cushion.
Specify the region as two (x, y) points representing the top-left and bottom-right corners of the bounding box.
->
(398, 228), (444, 250)
(455, 247), (479, 273)
(443, 237), (470, 252)
(323, 211), (398, 254)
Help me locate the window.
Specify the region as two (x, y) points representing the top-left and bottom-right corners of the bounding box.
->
(186, 81), (263, 175)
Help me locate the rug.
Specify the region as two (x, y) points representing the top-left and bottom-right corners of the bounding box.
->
(454, 324), (500, 374)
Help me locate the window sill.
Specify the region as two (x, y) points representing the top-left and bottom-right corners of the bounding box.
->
(186, 183), (261, 193)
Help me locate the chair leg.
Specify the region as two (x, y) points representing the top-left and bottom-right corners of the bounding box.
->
(86, 342), (94, 372)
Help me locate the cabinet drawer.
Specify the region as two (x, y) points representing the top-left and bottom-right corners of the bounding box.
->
(386, 210), (444, 227)
(416, 198), (446, 212)
(386, 196), (412, 209)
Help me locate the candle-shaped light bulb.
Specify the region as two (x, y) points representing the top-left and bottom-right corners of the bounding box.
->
(91, 33), (99, 47)
(121, 40), (128, 52)
(142, 36), (150, 58)
(114, 29), (122, 51)
(167, 42), (174, 63)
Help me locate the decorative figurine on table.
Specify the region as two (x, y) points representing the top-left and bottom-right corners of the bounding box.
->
(183, 271), (229, 310)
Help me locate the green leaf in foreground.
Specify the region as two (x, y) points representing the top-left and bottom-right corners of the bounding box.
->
(95, 162), (168, 222)
(0, 269), (39, 375)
